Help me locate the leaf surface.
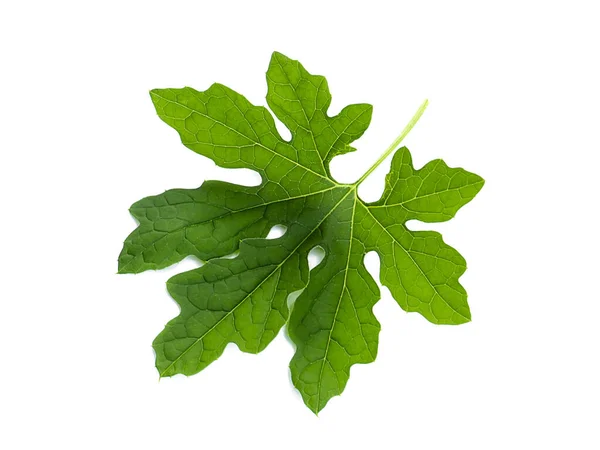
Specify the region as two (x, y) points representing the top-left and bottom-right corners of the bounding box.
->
(119, 52), (484, 413)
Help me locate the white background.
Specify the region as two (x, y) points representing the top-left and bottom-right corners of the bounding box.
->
(1, 1), (599, 448)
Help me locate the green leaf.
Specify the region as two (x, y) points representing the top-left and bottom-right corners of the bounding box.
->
(118, 51), (484, 414)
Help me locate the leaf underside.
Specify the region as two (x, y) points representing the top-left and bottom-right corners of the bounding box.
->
(118, 51), (484, 414)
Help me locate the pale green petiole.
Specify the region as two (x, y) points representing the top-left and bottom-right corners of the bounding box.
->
(354, 99), (429, 187)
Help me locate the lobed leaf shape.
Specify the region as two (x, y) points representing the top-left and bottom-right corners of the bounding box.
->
(118, 51), (484, 414)
(355, 147), (485, 324)
(266, 51), (373, 176)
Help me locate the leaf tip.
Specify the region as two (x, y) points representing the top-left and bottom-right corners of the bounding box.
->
(116, 259), (130, 275)
(468, 174), (486, 200)
(455, 309), (472, 324)
(117, 254), (140, 274)
(305, 400), (321, 416)
(148, 88), (161, 98)
(270, 50), (288, 62)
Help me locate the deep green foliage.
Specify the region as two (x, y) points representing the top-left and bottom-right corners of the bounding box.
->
(118, 52), (484, 413)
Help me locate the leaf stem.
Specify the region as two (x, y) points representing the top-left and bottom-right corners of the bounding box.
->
(354, 99), (429, 187)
